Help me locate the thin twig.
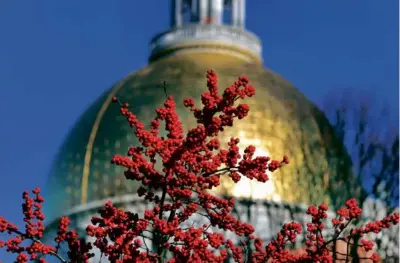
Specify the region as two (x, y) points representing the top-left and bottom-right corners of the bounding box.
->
(163, 81), (168, 98)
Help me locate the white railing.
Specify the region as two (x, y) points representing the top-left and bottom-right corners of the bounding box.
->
(149, 24), (262, 59)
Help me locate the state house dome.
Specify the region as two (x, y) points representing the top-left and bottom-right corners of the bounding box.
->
(44, 0), (361, 223)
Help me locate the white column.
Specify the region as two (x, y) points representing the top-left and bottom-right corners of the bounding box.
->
(210, 0), (223, 25)
(198, 0), (208, 24)
(172, 0), (182, 27)
(238, 0), (245, 28)
(231, 0), (240, 27)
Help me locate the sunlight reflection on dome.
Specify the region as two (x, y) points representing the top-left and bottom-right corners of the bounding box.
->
(231, 131), (281, 201)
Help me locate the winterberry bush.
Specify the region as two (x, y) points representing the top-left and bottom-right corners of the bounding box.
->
(0, 70), (398, 262)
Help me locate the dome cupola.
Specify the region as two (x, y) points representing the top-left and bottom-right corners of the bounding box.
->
(150, 0), (262, 63)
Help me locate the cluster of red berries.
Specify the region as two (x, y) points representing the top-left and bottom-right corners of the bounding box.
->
(0, 189), (93, 262)
(0, 70), (398, 262)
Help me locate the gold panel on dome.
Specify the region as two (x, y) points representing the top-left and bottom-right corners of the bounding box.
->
(74, 165), (81, 172)
(115, 141), (121, 150)
(116, 177), (121, 187)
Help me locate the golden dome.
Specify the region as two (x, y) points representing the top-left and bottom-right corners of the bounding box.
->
(44, 51), (360, 222)
(44, 0), (363, 223)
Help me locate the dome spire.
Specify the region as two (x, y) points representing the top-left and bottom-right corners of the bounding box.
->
(149, 0), (262, 63)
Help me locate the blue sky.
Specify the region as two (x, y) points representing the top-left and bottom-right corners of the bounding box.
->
(0, 0), (398, 260)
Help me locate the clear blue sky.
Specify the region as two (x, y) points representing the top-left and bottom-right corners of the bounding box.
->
(0, 0), (398, 260)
